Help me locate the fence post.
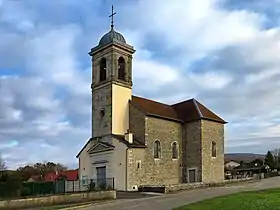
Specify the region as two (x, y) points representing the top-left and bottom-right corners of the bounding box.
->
(73, 180), (74, 192)
(79, 179), (81, 192)
(113, 177), (114, 189)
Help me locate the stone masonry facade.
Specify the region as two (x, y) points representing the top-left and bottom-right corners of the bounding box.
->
(201, 120), (224, 182)
(129, 103), (146, 144)
(127, 105), (225, 189)
(142, 117), (182, 185)
(92, 84), (112, 138)
(183, 121), (203, 183)
(127, 105), (183, 189)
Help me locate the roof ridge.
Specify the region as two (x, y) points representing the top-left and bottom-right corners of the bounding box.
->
(171, 98), (195, 106)
(194, 99), (227, 124)
(192, 98), (203, 118)
(131, 95), (226, 124)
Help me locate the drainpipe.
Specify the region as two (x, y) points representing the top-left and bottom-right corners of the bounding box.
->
(125, 147), (129, 191)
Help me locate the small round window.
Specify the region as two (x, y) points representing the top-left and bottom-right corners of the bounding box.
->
(100, 109), (105, 118)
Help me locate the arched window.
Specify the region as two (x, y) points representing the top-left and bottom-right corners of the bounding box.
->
(154, 140), (161, 159)
(172, 142), (178, 159)
(212, 141), (217, 157)
(100, 58), (107, 82)
(118, 57), (125, 80)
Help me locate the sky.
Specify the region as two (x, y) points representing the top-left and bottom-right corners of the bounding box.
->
(0, 0), (280, 169)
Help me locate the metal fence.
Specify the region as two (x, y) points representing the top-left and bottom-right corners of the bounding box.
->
(21, 181), (58, 196)
(65, 178), (115, 193)
(0, 178), (115, 198)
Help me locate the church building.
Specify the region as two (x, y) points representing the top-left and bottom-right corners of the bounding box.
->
(76, 7), (227, 191)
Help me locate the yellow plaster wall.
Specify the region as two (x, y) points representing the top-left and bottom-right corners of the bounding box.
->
(111, 84), (132, 135)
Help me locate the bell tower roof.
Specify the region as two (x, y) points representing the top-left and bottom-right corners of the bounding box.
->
(98, 29), (126, 47)
(89, 5), (134, 56)
(98, 5), (126, 47)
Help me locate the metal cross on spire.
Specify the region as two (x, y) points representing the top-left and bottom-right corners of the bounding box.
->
(109, 5), (116, 30)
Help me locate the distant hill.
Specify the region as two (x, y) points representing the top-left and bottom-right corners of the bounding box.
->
(225, 153), (266, 163)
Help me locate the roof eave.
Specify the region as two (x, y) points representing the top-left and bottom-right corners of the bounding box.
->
(200, 117), (228, 124)
(114, 134), (146, 148)
(145, 113), (183, 123)
(76, 138), (92, 158)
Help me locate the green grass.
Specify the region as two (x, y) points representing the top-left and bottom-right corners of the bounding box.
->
(174, 188), (280, 210)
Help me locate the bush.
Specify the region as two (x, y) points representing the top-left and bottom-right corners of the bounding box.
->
(0, 172), (22, 197)
(88, 180), (96, 191)
(264, 171), (279, 178)
(20, 187), (32, 196)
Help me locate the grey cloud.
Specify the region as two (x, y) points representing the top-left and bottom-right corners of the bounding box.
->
(0, 75), (90, 169)
(225, 136), (280, 154)
(139, 29), (280, 146)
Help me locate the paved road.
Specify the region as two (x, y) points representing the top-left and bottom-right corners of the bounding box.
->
(81, 177), (280, 210)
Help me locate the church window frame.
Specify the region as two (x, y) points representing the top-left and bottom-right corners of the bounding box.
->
(212, 141), (217, 158)
(154, 140), (161, 159)
(99, 57), (107, 82)
(118, 56), (126, 81)
(171, 141), (179, 159)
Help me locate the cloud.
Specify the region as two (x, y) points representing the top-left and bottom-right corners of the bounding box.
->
(0, 0), (280, 169)
(124, 0), (280, 152)
(120, 0), (265, 62)
(0, 15), (91, 168)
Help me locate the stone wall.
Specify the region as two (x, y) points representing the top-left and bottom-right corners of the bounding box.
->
(127, 113), (225, 188)
(129, 103), (146, 144)
(0, 190), (116, 209)
(165, 177), (254, 193)
(92, 84), (112, 137)
(127, 116), (182, 190)
(127, 148), (146, 190)
(183, 121), (202, 182)
(201, 120), (224, 183)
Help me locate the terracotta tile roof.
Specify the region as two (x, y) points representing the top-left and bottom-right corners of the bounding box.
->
(44, 169), (79, 182)
(28, 169), (79, 182)
(131, 95), (226, 124)
(28, 175), (41, 181)
(131, 95), (181, 122)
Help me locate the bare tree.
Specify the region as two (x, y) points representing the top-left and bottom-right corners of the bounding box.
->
(0, 155), (7, 181)
(0, 155), (7, 171)
(271, 149), (280, 168)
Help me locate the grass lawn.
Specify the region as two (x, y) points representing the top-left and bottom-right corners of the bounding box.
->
(174, 188), (280, 210)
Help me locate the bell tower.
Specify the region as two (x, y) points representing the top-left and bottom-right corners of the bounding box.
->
(89, 6), (135, 139)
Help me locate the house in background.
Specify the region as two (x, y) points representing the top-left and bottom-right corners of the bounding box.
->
(225, 160), (240, 169)
(27, 169), (79, 182)
(224, 160), (241, 178)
